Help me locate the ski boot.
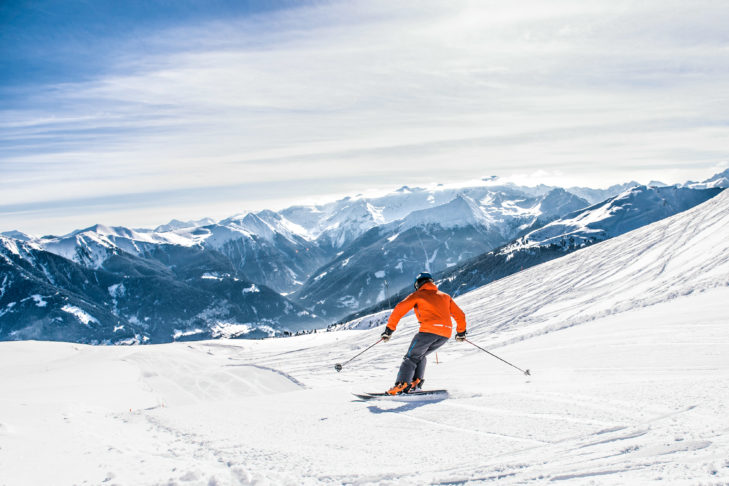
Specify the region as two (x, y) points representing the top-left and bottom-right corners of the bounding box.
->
(409, 378), (424, 391)
(386, 382), (410, 395)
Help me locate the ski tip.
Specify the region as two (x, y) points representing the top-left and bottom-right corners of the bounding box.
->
(352, 393), (377, 400)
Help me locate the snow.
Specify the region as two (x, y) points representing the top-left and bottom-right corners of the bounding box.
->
(508, 185), (721, 252)
(153, 218), (216, 233)
(220, 211), (309, 245)
(30, 294), (47, 307)
(0, 190), (728, 485)
(60, 304), (99, 326)
(11, 173), (723, 282)
(396, 194), (497, 231)
(201, 272), (222, 280)
(280, 179), (584, 248)
(685, 168), (729, 190)
(242, 284), (260, 293)
(108, 283), (125, 297)
(374, 270), (386, 278)
(172, 328), (205, 339)
(2, 288), (728, 484)
(209, 322), (254, 338)
(0, 235), (21, 255)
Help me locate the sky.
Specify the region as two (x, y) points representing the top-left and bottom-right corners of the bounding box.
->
(1, 0), (728, 235)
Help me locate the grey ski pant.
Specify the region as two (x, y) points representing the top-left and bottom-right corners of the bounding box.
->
(395, 332), (448, 384)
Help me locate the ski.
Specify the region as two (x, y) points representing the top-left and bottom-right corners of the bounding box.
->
(353, 389), (448, 401)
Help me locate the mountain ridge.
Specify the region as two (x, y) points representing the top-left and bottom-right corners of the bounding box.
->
(2, 172), (727, 343)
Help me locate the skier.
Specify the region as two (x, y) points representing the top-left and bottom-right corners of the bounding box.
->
(381, 272), (467, 395)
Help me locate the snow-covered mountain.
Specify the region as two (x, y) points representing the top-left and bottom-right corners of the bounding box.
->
(565, 180), (641, 204)
(194, 213), (331, 294)
(0, 236), (323, 344)
(0, 230), (34, 241)
(153, 217), (216, 233)
(5, 184), (726, 484)
(18, 177), (618, 295)
(279, 179), (624, 250)
(294, 188), (589, 319)
(3, 172), (727, 343)
(18, 179), (593, 306)
(684, 167), (729, 189)
(437, 184), (723, 294)
(339, 184), (724, 322)
(30, 214), (330, 295)
(37, 224), (193, 269)
(0, 235), (144, 343)
(509, 184), (724, 250)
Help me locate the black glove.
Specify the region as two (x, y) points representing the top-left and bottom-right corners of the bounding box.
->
(381, 327), (394, 342)
(455, 331), (467, 342)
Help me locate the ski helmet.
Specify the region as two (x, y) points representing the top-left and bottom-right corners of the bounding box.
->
(414, 272), (433, 290)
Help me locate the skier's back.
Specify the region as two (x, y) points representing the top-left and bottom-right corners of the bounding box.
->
(381, 272), (467, 394)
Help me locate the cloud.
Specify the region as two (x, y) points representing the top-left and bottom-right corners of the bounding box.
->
(1, 0), (729, 233)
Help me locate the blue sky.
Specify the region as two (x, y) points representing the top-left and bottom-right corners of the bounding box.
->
(1, 0), (728, 235)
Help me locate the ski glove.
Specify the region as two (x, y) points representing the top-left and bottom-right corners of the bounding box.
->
(381, 327), (394, 342)
(455, 331), (467, 342)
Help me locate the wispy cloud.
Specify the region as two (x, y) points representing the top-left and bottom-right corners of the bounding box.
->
(1, 0), (728, 234)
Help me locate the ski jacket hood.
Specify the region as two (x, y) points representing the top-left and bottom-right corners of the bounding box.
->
(386, 281), (466, 338)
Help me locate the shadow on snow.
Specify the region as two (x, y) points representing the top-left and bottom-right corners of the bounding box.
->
(365, 397), (447, 414)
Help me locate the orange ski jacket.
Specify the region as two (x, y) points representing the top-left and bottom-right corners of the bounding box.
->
(386, 281), (466, 338)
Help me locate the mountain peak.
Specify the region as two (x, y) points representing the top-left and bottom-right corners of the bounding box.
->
(538, 189), (590, 219)
(397, 194), (491, 231)
(154, 218), (215, 232)
(699, 168), (729, 188)
(1, 230), (33, 241)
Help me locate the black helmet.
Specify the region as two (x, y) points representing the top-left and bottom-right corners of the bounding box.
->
(414, 272), (433, 290)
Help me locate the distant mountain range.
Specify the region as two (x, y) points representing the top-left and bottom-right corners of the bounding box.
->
(0, 236), (321, 344)
(1, 170), (727, 343)
(295, 187), (589, 318)
(336, 180), (726, 324)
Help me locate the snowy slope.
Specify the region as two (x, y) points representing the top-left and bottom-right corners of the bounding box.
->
(1, 186), (728, 485)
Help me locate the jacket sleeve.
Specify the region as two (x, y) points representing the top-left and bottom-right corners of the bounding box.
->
(386, 293), (419, 331)
(449, 297), (467, 334)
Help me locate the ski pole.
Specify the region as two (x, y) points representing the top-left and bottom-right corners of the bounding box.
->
(465, 339), (531, 376)
(334, 338), (383, 372)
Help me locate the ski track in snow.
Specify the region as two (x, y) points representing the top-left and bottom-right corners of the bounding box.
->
(1, 191), (729, 485)
(2, 302), (728, 486)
